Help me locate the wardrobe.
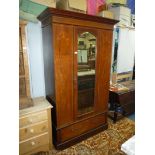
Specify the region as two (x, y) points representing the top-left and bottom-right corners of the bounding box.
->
(38, 8), (118, 149)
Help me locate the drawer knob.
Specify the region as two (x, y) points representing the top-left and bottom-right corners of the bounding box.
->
(30, 129), (34, 133)
(42, 126), (46, 131)
(31, 141), (35, 146)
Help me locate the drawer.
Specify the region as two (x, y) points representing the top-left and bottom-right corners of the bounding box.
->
(20, 121), (48, 141)
(60, 113), (106, 142)
(119, 91), (135, 106)
(122, 103), (135, 115)
(19, 133), (49, 155)
(20, 110), (47, 128)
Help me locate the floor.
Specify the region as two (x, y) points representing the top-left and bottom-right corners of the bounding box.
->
(34, 114), (135, 155)
(127, 113), (135, 121)
(46, 117), (135, 155)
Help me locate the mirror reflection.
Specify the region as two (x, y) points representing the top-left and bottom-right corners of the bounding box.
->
(77, 32), (96, 115)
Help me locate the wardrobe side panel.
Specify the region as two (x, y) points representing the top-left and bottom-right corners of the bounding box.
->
(95, 30), (113, 113)
(42, 24), (55, 97)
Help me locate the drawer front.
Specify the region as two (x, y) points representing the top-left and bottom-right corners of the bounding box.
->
(20, 121), (48, 141)
(60, 113), (106, 142)
(119, 91), (135, 106)
(20, 111), (47, 128)
(19, 133), (49, 155)
(123, 103), (135, 115)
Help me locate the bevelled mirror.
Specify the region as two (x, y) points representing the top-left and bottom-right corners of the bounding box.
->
(77, 32), (97, 116)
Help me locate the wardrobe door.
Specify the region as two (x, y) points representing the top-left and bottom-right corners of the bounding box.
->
(74, 27), (98, 119)
(74, 27), (113, 118)
(53, 23), (74, 127)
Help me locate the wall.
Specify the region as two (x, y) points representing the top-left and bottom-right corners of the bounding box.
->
(117, 28), (135, 73)
(26, 22), (45, 98)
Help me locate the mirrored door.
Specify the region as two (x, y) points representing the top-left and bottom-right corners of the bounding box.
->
(76, 31), (97, 116)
